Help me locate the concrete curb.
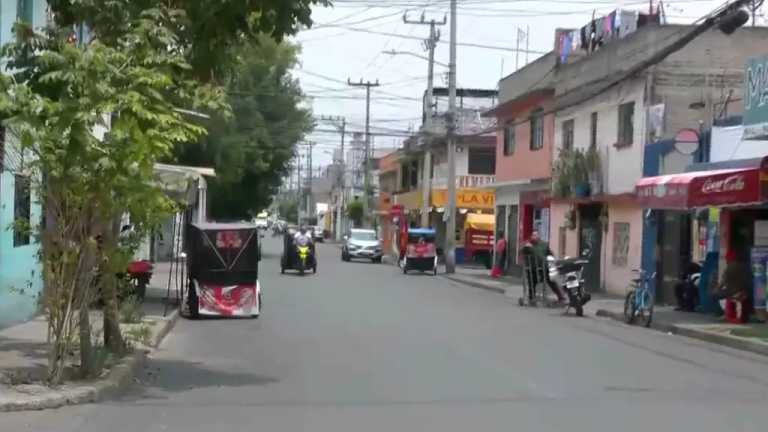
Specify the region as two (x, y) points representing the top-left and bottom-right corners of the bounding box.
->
(596, 308), (768, 357)
(151, 308), (180, 349)
(443, 275), (507, 295)
(0, 307), (180, 412)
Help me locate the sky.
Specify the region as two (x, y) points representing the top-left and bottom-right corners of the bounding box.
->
(290, 0), (765, 172)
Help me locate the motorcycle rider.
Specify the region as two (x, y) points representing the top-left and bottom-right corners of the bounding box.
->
(294, 226), (313, 247)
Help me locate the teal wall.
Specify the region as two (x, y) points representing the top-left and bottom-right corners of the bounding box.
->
(0, 0), (47, 328)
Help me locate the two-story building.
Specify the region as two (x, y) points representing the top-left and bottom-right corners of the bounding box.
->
(485, 52), (558, 275)
(0, 0), (48, 328)
(551, 17), (768, 296)
(393, 87), (497, 260)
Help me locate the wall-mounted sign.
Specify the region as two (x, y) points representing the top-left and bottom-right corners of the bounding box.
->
(744, 55), (768, 140)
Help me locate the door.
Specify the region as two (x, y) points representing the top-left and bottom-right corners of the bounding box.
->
(657, 211), (692, 304)
(579, 205), (603, 292)
(507, 205), (520, 275)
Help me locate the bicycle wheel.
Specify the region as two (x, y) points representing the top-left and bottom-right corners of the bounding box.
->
(636, 289), (654, 328)
(623, 290), (636, 324)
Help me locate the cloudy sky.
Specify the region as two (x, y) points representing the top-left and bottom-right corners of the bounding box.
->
(290, 0), (764, 170)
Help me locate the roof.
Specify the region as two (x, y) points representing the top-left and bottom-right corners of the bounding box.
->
(191, 222), (258, 230)
(483, 88), (554, 118)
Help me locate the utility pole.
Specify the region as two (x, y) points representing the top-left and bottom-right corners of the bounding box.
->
(347, 78), (380, 228)
(295, 153), (303, 225)
(404, 11), (446, 228)
(319, 115), (347, 239)
(445, 0), (458, 274)
(305, 141), (315, 225)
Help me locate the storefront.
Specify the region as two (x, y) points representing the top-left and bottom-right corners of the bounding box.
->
(491, 180), (549, 276)
(636, 157), (768, 311)
(430, 187), (495, 263)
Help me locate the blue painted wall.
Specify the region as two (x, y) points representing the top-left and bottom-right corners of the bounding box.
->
(639, 139), (675, 297)
(0, 0), (47, 328)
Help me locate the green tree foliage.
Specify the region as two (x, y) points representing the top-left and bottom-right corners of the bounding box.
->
(278, 199), (299, 223)
(346, 200), (364, 228)
(175, 36), (313, 219)
(0, 10), (226, 383)
(48, 0), (328, 81)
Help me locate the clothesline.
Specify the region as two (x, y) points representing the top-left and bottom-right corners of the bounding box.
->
(558, 8), (662, 64)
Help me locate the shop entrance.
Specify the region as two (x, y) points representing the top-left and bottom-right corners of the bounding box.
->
(579, 204), (603, 293)
(656, 211), (692, 304)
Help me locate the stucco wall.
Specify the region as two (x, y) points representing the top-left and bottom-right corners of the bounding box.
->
(549, 203), (579, 258)
(603, 203), (643, 296)
(555, 79), (646, 195)
(495, 97), (555, 183)
(0, 0), (54, 328)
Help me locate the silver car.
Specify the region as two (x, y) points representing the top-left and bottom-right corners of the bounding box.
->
(342, 229), (383, 263)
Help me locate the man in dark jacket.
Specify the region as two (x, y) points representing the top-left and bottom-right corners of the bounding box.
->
(526, 231), (565, 303)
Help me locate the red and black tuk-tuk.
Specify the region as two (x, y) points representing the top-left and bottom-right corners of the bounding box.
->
(463, 213), (495, 269)
(402, 228), (438, 275)
(183, 222), (262, 318)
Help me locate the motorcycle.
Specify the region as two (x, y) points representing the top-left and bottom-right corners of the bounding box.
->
(295, 244), (316, 275)
(549, 255), (591, 316)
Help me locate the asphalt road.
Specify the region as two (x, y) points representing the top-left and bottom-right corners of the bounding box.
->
(4, 237), (768, 431)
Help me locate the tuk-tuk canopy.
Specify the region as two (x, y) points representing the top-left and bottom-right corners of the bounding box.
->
(407, 228), (436, 243)
(464, 213), (495, 232)
(187, 222), (259, 285)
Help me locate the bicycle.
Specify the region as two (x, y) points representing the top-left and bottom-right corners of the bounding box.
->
(624, 269), (656, 328)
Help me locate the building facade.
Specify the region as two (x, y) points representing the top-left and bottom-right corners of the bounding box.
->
(0, 0), (48, 328)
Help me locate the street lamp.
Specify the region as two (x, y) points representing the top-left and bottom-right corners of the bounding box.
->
(382, 50), (449, 67)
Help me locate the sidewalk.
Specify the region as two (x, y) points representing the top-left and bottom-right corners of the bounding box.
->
(0, 263), (180, 411)
(444, 269), (768, 357)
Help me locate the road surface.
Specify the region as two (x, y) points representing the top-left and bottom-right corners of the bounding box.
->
(4, 237), (768, 431)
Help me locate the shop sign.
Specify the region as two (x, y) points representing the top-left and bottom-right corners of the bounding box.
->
(700, 174), (746, 194)
(744, 55), (768, 140)
(431, 188), (495, 209)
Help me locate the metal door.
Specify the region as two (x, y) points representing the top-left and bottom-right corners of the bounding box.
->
(579, 205), (603, 292)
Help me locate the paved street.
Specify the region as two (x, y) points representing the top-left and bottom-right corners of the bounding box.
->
(3, 237), (768, 431)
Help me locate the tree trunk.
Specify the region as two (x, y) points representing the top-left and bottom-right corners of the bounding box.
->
(102, 217), (126, 355)
(78, 302), (93, 378)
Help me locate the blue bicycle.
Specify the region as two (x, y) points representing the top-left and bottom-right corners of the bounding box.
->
(624, 269), (656, 327)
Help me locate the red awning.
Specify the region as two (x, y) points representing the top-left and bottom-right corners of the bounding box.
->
(636, 167), (766, 210)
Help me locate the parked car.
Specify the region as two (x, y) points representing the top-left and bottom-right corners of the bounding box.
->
(311, 226), (324, 242)
(342, 229), (382, 263)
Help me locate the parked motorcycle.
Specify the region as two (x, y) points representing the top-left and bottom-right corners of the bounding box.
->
(548, 255), (591, 316)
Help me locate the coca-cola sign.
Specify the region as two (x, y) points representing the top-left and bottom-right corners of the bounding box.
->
(701, 175), (746, 194)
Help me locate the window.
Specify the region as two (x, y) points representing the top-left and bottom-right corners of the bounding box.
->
(590, 112), (598, 149)
(14, 174), (31, 247)
(468, 147), (495, 175)
(612, 222), (630, 267)
(617, 102), (635, 147)
(17, 0), (34, 23)
(529, 108), (544, 150)
(562, 119), (574, 151)
(503, 121), (515, 155)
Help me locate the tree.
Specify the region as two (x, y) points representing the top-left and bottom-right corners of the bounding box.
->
(347, 200), (364, 227)
(0, 10), (226, 383)
(278, 199), (299, 223)
(175, 36), (313, 219)
(47, 0), (328, 81)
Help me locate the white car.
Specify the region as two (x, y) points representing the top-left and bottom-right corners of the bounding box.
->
(253, 218), (269, 229)
(342, 229), (383, 263)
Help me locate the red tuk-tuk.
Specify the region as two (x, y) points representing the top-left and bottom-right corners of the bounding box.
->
(402, 228), (438, 275)
(463, 213), (495, 269)
(183, 222), (262, 318)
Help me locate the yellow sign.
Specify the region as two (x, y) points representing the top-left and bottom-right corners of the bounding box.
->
(431, 188), (495, 210)
(394, 190), (423, 210)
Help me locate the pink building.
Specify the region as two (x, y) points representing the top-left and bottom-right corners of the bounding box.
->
(485, 53), (557, 274)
